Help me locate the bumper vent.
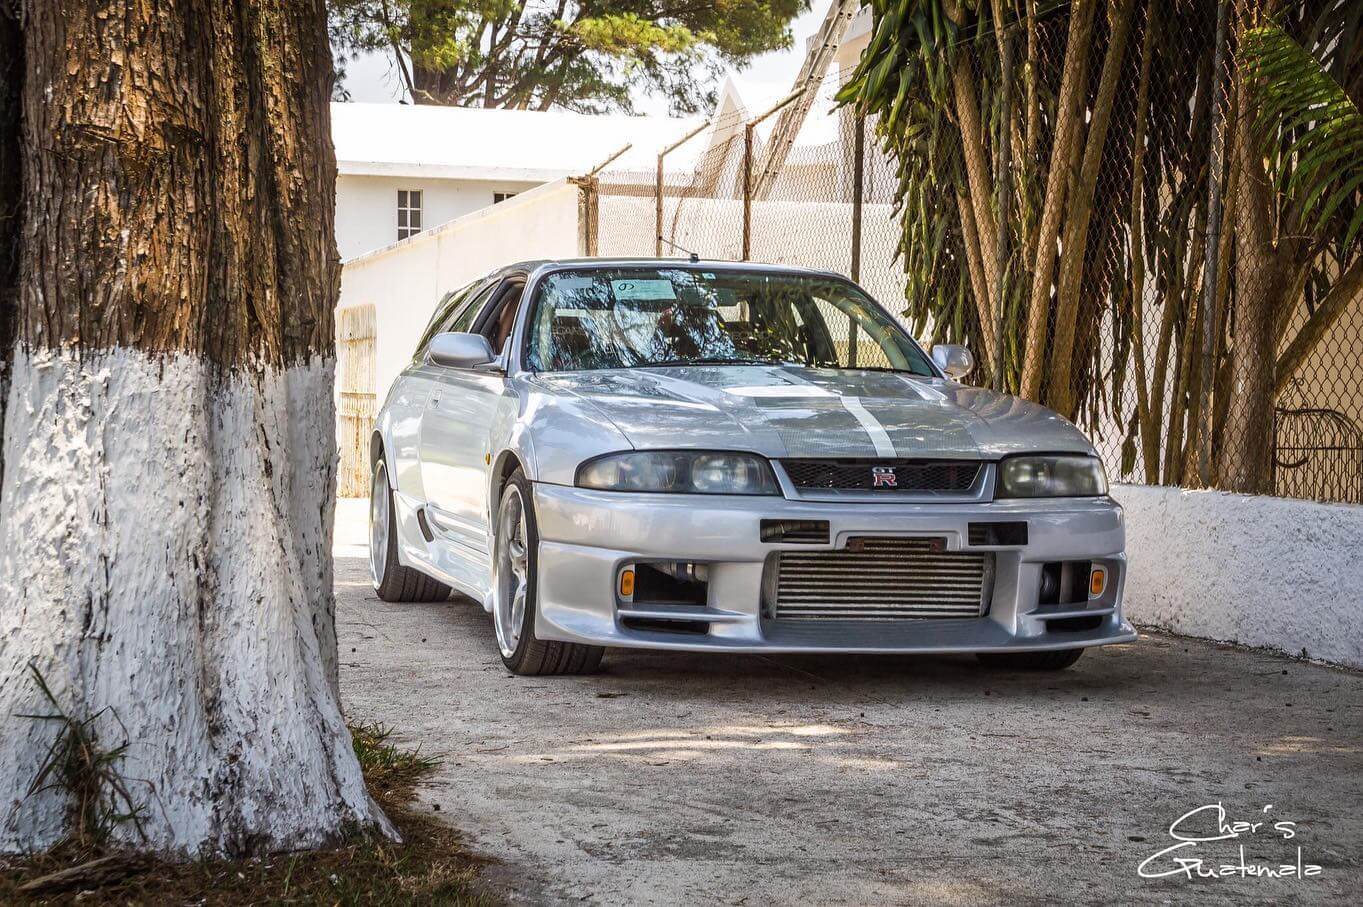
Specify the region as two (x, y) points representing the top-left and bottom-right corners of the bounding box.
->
(773, 537), (991, 620)
(779, 458), (981, 493)
(968, 521), (1028, 546)
(760, 519), (830, 544)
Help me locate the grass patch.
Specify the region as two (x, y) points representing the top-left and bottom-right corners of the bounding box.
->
(0, 724), (490, 905)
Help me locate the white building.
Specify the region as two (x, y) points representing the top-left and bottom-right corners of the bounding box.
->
(332, 102), (700, 261)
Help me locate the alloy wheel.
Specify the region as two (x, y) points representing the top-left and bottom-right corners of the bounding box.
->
(493, 485), (530, 658)
(369, 460), (390, 588)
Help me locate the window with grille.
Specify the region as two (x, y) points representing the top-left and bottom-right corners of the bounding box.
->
(397, 189), (423, 240)
(492, 191), (518, 204)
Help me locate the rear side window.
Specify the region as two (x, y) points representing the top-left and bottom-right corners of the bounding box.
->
(448, 287), (487, 334)
(413, 280), (500, 359)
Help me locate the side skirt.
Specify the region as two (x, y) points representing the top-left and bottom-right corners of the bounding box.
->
(391, 490), (491, 602)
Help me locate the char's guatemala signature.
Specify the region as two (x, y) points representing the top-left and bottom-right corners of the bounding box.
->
(1138, 803), (1324, 881)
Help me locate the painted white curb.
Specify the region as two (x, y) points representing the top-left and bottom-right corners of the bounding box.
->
(1114, 483), (1363, 670)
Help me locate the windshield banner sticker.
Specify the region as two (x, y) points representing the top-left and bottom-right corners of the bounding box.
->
(611, 279), (676, 301)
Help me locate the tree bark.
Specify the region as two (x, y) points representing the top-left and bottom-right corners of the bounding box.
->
(1048, 0), (1136, 418)
(0, 0), (20, 490)
(0, 0), (389, 855)
(1216, 65), (1285, 494)
(944, 0), (999, 324)
(950, 57), (1000, 323)
(1127, 0), (1159, 483)
(1018, 0), (1097, 401)
(955, 191), (998, 364)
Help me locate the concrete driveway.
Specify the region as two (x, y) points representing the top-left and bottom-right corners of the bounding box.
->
(334, 502), (1363, 905)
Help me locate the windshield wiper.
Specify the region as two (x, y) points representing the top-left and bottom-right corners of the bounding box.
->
(829, 365), (933, 376)
(639, 356), (781, 368)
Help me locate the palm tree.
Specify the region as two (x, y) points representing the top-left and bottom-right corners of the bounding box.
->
(839, 0), (1363, 497)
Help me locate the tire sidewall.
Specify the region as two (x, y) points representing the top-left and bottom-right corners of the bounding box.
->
(372, 455), (398, 593)
(501, 470), (539, 668)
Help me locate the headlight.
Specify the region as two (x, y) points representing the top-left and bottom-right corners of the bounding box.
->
(576, 451), (779, 495)
(996, 455), (1107, 498)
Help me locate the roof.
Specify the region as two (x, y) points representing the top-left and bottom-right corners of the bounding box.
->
(506, 257), (846, 282)
(331, 102), (706, 181)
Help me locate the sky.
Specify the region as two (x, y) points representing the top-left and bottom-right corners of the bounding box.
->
(334, 6), (829, 115)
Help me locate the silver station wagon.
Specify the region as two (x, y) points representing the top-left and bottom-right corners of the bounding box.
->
(369, 259), (1135, 675)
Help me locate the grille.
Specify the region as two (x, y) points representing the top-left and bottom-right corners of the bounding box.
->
(772, 537), (991, 620)
(779, 458), (981, 493)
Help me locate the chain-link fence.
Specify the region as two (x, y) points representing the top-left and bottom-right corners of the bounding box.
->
(579, 0), (1363, 506)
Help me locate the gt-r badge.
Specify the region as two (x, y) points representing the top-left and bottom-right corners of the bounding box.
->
(871, 465), (898, 488)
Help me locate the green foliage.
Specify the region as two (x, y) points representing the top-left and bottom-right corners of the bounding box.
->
(19, 665), (148, 849)
(330, 1), (809, 114)
(350, 721), (441, 795)
(839, 0), (1363, 492)
(1242, 23), (1363, 253)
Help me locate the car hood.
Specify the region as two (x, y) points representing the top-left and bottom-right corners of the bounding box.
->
(531, 365), (1095, 460)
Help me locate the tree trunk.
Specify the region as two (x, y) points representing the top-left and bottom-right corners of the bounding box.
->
(1047, 0), (1136, 418)
(0, 0), (20, 489)
(1018, 0), (1097, 401)
(956, 191), (998, 365)
(1216, 66), (1283, 494)
(950, 57), (1000, 331)
(1127, 0), (1159, 483)
(0, 0), (389, 856)
(412, 63), (455, 106)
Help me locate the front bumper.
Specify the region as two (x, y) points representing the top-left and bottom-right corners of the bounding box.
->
(531, 483), (1135, 654)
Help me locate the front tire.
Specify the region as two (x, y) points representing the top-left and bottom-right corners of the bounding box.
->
(371, 455), (451, 603)
(977, 648), (1085, 671)
(493, 469), (604, 676)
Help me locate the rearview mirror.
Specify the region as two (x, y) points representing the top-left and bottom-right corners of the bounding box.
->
(932, 343), (975, 380)
(428, 332), (497, 370)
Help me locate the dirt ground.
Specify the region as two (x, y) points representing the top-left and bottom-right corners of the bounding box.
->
(334, 500), (1363, 905)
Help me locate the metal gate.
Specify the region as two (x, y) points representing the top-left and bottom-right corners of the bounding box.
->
(336, 304), (376, 498)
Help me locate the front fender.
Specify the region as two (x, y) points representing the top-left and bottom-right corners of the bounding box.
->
(509, 375), (633, 487)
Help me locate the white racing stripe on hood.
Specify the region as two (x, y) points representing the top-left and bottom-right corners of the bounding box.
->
(757, 369), (899, 458)
(840, 395), (898, 457)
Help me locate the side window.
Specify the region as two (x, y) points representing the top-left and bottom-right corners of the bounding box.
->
(412, 280), (486, 360)
(476, 280), (527, 355)
(448, 285), (491, 334)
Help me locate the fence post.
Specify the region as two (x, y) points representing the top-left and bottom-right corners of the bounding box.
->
(847, 112), (865, 366)
(655, 122), (710, 258)
(655, 154), (664, 258)
(742, 122), (754, 261)
(574, 176), (599, 256)
(741, 92), (801, 264)
(1197, 0), (1231, 486)
(850, 112), (864, 282)
(575, 143), (629, 258)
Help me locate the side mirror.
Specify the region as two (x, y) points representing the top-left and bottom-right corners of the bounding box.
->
(428, 332), (497, 370)
(932, 343), (975, 380)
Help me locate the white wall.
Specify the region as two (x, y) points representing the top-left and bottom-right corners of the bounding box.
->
(336, 174), (543, 261)
(338, 177), (583, 401)
(1116, 483), (1363, 669)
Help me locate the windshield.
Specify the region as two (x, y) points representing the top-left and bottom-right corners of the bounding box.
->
(525, 267), (934, 375)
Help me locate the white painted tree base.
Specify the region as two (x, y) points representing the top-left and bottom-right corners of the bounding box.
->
(0, 347), (392, 855)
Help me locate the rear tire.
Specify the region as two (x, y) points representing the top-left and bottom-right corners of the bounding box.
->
(977, 648), (1085, 671)
(371, 454), (451, 603)
(493, 469), (605, 676)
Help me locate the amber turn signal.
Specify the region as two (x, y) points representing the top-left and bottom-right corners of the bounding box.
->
(619, 568), (635, 598)
(1089, 567), (1106, 597)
